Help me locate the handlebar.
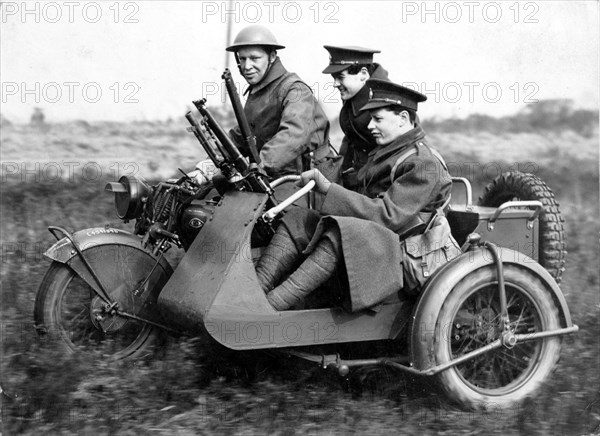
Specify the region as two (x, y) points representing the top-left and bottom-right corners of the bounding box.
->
(270, 175), (301, 188)
(262, 180), (315, 222)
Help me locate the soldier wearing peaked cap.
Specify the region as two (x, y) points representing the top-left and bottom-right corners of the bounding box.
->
(322, 45), (390, 190)
(360, 78), (426, 111)
(254, 78), (461, 312)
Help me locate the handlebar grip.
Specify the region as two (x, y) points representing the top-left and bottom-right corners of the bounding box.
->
(262, 180), (316, 222)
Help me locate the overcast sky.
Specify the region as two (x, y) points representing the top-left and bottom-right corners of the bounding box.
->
(1, 1), (599, 123)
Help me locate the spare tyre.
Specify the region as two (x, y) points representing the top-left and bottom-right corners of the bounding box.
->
(478, 172), (566, 283)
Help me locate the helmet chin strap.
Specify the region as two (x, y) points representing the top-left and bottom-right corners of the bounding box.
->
(264, 52), (276, 77)
(234, 52), (242, 75)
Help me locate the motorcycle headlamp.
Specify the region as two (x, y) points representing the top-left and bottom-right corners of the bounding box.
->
(104, 175), (150, 220)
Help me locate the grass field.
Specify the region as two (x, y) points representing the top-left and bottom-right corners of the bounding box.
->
(1, 116), (599, 435)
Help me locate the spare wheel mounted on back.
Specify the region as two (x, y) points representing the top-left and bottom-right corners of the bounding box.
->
(478, 171), (567, 283)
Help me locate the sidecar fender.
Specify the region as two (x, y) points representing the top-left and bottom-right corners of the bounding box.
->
(410, 246), (574, 371)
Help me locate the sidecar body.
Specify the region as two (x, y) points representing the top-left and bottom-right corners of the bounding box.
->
(157, 190), (409, 349)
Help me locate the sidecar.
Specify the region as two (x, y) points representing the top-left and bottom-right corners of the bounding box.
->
(152, 173), (577, 410)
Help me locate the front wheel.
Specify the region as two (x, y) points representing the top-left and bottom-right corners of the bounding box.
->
(434, 265), (562, 410)
(34, 245), (172, 360)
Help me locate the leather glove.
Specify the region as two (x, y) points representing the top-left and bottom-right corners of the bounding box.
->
(188, 159), (219, 185)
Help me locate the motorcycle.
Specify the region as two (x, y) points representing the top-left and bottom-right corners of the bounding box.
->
(34, 71), (578, 410)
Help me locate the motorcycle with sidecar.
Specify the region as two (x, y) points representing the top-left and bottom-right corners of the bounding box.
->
(34, 73), (578, 411)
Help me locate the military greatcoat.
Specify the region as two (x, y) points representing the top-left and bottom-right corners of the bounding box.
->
(281, 125), (456, 311)
(230, 57), (333, 178)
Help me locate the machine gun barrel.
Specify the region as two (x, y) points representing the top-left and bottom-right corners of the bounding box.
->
(185, 111), (223, 166)
(193, 99), (250, 176)
(222, 69), (261, 165)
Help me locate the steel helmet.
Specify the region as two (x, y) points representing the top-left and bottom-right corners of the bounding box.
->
(226, 25), (285, 52)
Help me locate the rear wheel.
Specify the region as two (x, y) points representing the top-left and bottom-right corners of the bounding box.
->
(34, 245), (172, 360)
(434, 265), (561, 410)
(479, 172), (566, 283)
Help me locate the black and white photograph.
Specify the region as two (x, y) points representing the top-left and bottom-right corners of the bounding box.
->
(1, 1), (599, 434)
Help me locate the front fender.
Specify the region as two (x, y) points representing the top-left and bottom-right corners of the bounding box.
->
(410, 246), (574, 371)
(45, 227), (145, 263)
(44, 226), (173, 295)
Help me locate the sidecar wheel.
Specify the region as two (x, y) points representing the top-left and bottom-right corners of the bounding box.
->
(434, 265), (561, 410)
(35, 248), (170, 360)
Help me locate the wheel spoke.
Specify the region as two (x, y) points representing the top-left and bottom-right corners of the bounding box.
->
(511, 303), (527, 330)
(497, 349), (529, 372)
(506, 292), (518, 309)
(450, 282), (549, 390)
(67, 307), (88, 325)
(483, 289), (495, 310)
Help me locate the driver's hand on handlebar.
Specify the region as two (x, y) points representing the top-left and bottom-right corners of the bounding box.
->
(296, 169), (331, 194)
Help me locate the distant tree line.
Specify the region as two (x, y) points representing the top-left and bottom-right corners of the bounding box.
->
(1, 99), (597, 138)
(426, 99), (598, 138)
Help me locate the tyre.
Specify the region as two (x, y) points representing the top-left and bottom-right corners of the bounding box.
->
(479, 171), (566, 283)
(34, 244), (172, 360)
(434, 265), (562, 410)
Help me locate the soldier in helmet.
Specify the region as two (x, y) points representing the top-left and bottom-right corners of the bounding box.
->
(226, 25), (339, 181)
(322, 46), (390, 189)
(255, 79), (460, 311)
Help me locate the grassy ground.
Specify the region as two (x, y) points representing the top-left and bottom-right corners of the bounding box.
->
(1, 120), (599, 435)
